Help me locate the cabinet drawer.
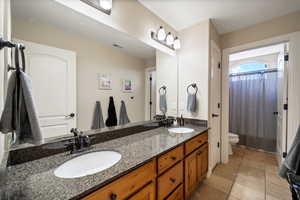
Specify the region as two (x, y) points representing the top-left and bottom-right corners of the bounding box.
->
(158, 145), (183, 174)
(82, 160), (156, 200)
(166, 184), (183, 200)
(157, 161), (183, 200)
(185, 132), (208, 155)
(128, 182), (155, 200)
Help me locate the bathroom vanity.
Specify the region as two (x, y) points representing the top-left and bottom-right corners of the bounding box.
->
(82, 132), (208, 200)
(2, 124), (208, 200)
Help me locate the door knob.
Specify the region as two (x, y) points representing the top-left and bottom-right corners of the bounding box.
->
(212, 114), (219, 118)
(65, 113), (75, 118)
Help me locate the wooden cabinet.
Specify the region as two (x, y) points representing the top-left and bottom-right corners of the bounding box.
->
(157, 161), (183, 200)
(185, 132), (208, 155)
(158, 145), (183, 175)
(128, 183), (156, 200)
(82, 131), (208, 200)
(165, 185), (183, 200)
(197, 143), (208, 181)
(184, 151), (197, 198)
(82, 160), (156, 200)
(185, 142), (209, 198)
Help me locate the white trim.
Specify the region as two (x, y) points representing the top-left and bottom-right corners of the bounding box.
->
(144, 67), (156, 120)
(221, 32), (300, 162)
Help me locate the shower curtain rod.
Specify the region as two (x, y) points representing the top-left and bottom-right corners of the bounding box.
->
(229, 68), (278, 77)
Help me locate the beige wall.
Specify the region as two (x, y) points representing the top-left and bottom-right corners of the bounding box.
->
(221, 11), (300, 49)
(12, 17), (146, 131)
(178, 20), (210, 120)
(209, 20), (221, 48)
(56, 0), (177, 56)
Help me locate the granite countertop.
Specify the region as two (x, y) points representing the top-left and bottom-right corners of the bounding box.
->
(1, 125), (208, 200)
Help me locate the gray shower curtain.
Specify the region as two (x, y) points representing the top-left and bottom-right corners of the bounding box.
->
(229, 71), (278, 152)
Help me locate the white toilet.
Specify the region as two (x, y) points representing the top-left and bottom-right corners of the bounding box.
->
(228, 133), (239, 155)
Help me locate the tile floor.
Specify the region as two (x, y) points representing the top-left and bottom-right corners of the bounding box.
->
(190, 146), (291, 200)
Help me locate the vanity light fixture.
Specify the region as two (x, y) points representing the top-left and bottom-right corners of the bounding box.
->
(151, 26), (180, 50)
(173, 37), (181, 50)
(157, 26), (166, 41)
(80, 0), (112, 15)
(166, 32), (174, 46)
(100, 0), (112, 10)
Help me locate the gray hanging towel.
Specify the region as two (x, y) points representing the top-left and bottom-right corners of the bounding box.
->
(105, 96), (118, 127)
(91, 101), (104, 129)
(159, 94), (167, 114)
(119, 100), (130, 125)
(187, 93), (197, 112)
(0, 71), (43, 145)
(279, 126), (300, 178)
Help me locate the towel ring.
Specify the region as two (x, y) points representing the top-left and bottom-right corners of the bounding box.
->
(187, 83), (198, 94)
(159, 86), (167, 95)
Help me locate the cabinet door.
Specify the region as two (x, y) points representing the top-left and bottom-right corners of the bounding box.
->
(128, 182), (155, 200)
(184, 151), (197, 198)
(196, 144), (209, 182)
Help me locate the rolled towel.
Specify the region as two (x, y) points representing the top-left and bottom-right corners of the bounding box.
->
(187, 93), (197, 112)
(279, 126), (300, 178)
(91, 101), (105, 129)
(0, 71), (43, 145)
(119, 100), (130, 125)
(105, 96), (117, 127)
(159, 94), (167, 114)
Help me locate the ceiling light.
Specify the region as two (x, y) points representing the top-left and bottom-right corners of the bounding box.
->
(100, 0), (112, 10)
(166, 32), (174, 46)
(173, 37), (181, 50)
(157, 26), (166, 41)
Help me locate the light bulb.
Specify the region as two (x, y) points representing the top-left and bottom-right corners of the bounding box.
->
(166, 32), (174, 46)
(173, 37), (181, 49)
(157, 26), (166, 41)
(100, 0), (112, 10)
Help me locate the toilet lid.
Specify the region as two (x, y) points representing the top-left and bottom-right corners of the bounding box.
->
(229, 133), (238, 137)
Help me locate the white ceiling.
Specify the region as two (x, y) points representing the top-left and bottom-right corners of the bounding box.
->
(11, 0), (155, 59)
(138, 0), (300, 34)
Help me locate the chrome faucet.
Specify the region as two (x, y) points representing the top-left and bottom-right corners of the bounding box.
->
(67, 128), (91, 154)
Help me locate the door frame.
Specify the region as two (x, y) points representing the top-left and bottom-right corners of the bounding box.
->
(221, 32), (300, 163)
(209, 40), (222, 172)
(144, 67), (156, 120)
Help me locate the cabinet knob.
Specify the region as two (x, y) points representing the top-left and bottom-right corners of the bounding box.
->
(169, 177), (176, 183)
(110, 193), (117, 200)
(198, 140), (202, 143)
(197, 151), (202, 155)
(170, 156), (177, 161)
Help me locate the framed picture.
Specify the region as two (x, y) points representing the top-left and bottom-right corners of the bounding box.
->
(98, 73), (112, 90)
(122, 79), (134, 93)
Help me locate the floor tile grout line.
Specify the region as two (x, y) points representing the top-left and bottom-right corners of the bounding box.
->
(225, 151), (245, 200)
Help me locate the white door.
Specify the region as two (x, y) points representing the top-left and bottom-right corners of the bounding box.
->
(15, 39), (77, 139)
(276, 43), (288, 164)
(210, 41), (222, 169)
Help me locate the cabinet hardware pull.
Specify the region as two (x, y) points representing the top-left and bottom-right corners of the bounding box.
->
(170, 156), (177, 160)
(169, 177), (176, 183)
(197, 151), (202, 155)
(110, 193), (117, 200)
(198, 140), (202, 143)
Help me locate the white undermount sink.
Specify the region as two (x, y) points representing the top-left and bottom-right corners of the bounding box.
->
(168, 127), (194, 134)
(54, 151), (122, 178)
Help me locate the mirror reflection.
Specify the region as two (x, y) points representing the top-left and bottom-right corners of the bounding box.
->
(8, 0), (159, 147)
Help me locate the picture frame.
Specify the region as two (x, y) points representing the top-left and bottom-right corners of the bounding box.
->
(122, 79), (134, 93)
(98, 73), (112, 90)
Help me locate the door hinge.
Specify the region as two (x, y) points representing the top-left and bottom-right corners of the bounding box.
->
(283, 152), (287, 158)
(149, 101), (152, 105)
(149, 77), (152, 81)
(218, 63), (221, 69)
(284, 54), (289, 61)
(217, 103), (221, 108)
(284, 104), (288, 110)
(217, 142), (220, 148)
